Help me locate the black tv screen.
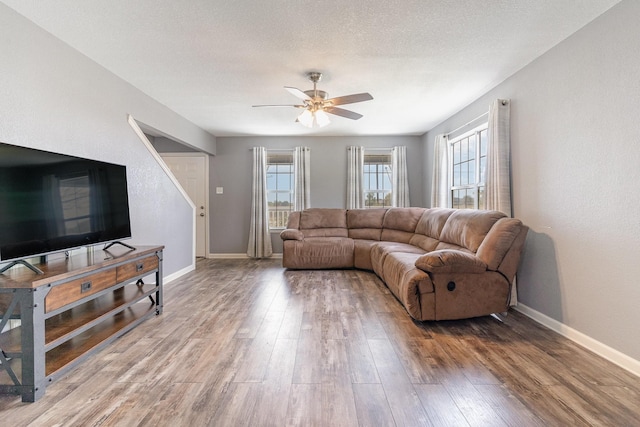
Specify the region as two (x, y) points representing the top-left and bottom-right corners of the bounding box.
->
(0, 142), (132, 263)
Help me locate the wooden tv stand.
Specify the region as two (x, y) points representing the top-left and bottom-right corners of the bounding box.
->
(0, 245), (163, 402)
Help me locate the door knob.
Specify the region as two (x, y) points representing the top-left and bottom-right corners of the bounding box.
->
(199, 213), (205, 217)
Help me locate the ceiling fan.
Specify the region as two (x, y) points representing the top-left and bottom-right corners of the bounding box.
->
(253, 72), (373, 128)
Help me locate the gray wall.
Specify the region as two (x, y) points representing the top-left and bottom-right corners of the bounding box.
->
(211, 136), (424, 254)
(0, 4), (215, 277)
(424, 0), (640, 361)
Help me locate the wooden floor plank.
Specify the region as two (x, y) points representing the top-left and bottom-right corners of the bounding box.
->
(414, 384), (470, 427)
(368, 338), (433, 426)
(1, 258), (639, 426)
(352, 383), (396, 427)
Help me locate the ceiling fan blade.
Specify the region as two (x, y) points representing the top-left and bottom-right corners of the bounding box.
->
(285, 86), (312, 101)
(252, 104), (305, 108)
(326, 92), (373, 106)
(324, 106), (363, 120)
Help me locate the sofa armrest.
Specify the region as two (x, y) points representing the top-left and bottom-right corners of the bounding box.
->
(280, 229), (304, 241)
(415, 250), (487, 274)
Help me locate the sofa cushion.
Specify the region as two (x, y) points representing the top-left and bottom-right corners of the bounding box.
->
(347, 208), (387, 241)
(302, 228), (349, 238)
(353, 239), (378, 270)
(286, 211), (301, 229)
(415, 250), (487, 274)
(347, 208), (387, 228)
(414, 208), (454, 239)
(280, 229), (303, 240)
(381, 207), (425, 232)
(476, 218), (524, 270)
(282, 237), (354, 269)
(371, 241), (426, 279)
(438, 209), (506, 252)
(380, 207), (425, 243)
(380, 252), (434, 319)
(300, 208), (347, 229)
(409, 234), (440, 252)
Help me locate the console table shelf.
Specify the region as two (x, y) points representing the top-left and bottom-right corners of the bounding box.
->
(0, 245), (163, 402)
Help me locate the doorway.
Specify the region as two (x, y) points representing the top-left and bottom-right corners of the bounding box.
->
(160, 153), (209, 258)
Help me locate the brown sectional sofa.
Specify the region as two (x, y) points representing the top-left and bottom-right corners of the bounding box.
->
(280, 207), (528, 321)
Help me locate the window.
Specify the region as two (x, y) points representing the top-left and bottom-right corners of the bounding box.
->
(450, 125), (488, 210)
(364, 152), (392, 208)
(266, 151), (294, 228)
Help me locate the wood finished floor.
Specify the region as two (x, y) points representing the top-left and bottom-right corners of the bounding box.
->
(2, 258), (640, 426)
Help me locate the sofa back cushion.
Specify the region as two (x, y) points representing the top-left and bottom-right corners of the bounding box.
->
(299, 208), (348, 238)
(476, 217), (525, 270)
(437, 209), (506, 253)
(414, 208), (455, 239)
(381, 207), (426, 243)
(347, 208), (387, 240)
(286, 211), (301, 229)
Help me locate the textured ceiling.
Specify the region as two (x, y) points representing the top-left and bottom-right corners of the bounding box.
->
(2, 0), (621, 137)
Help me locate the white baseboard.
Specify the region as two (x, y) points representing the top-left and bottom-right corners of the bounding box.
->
(207, 253), (283, 259)
(515, 304), (640, 378)
(163, 263), (195, 285)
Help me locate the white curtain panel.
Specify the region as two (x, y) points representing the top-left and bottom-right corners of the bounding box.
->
(247, 147), (273, 258)
(392, 146), (410, 207)
(486, 99), (512, 217)
(346, 146), (364, 209)
(430, 134), (449, 208)
(486, 99), (517, 305)
(294, 146), (311, 211)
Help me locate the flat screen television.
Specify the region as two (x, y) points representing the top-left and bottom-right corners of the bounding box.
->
(0, 142), (132, 268)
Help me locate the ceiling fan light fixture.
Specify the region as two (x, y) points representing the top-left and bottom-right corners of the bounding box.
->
(297, 109), (314, 128)
(315, 109), (331, 127)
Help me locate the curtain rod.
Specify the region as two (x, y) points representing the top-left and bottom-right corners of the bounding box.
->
(444, 111), (488, 138)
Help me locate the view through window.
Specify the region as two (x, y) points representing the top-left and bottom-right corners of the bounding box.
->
(450, 125), (488, 209)
(266, 151), (294, 228)
(364, 152), (392, 208)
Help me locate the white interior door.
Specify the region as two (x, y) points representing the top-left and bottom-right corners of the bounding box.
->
(160, 153), (208, 258)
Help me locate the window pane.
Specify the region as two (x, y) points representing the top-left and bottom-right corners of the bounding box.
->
(382, 173), (392, 190)
(266, 172), (276, 190)
(277, 173), (291, 189)
(452, 189), (461, 209)
(465, 188), (476, 209)
(460, 162), (469, 186)
(478, 186), (485, 210)
(453, 143), (460, 164)
(461, 138), (469, 162)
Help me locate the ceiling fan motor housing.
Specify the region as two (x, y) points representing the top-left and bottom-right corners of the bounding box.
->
(304, 90), (328, 100)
